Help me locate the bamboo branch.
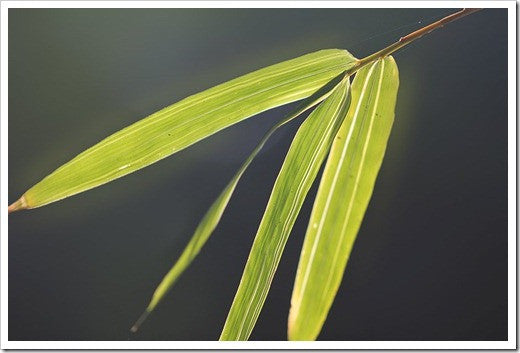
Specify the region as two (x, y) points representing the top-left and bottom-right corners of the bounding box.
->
(356, 8), (482, 68)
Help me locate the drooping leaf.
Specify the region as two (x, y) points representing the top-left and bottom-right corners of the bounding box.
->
(9, 49), (357, 212)
(220, 79), (352, 341)
(288, 56), (399, 341)
(130, 72), (348, 332)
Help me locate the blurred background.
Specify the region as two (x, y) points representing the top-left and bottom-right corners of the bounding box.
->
(8, 8), (507, 341)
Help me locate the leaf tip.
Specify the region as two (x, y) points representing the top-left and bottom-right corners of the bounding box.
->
(8, 196), (28, 214)
(130, 309), (151, 333)
(287, 306), (300, 341)
(288, 304), (319, 341)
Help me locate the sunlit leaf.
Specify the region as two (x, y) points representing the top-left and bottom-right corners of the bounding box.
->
(10, 49), (357, 212)
(130, 72), (348, 332)
(220, 79), (352, 341)
(288, 56), (399, 341)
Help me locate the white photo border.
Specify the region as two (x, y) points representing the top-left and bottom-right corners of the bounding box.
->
(1, 1), (516, 349)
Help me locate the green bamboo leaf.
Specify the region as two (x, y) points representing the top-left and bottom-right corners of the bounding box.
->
(9, 49), (357, 212)
(288, 56), (399, 341)
(220, 79), (352, 341)
(130, 72), (348, 332)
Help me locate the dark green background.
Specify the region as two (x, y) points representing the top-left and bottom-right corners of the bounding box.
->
(8, 8), (507, 340)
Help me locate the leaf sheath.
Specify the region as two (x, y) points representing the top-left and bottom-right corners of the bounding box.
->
(288, 57), (399, 341)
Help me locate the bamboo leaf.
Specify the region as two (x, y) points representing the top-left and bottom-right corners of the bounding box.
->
(220, 79), (352, 341)
(130, 72), (348, 332)
(10, 49), (357, 212)
(288, 56), (399, 341)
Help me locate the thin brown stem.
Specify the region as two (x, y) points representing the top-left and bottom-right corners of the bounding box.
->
(355, 8), (482, 70)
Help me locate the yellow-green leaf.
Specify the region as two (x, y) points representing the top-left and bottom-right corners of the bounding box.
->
(10, 49), (357, 211)
(288, 56), (399, 341)
(130, 72), (348, 332)
(220, 79), (352, 341)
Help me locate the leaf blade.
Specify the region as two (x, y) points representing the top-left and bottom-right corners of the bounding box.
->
(14, 49), (357, 210)
(288, 56), (399, 341)
(219, 79), (352, 341)
(131, 72), (348, 331)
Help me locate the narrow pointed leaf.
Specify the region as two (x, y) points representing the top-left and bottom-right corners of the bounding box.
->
(11, 49), (357, 211)
(220, 80), (352, 341)
(131, 72), (348, 332)
(288, 57), (399, 341)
